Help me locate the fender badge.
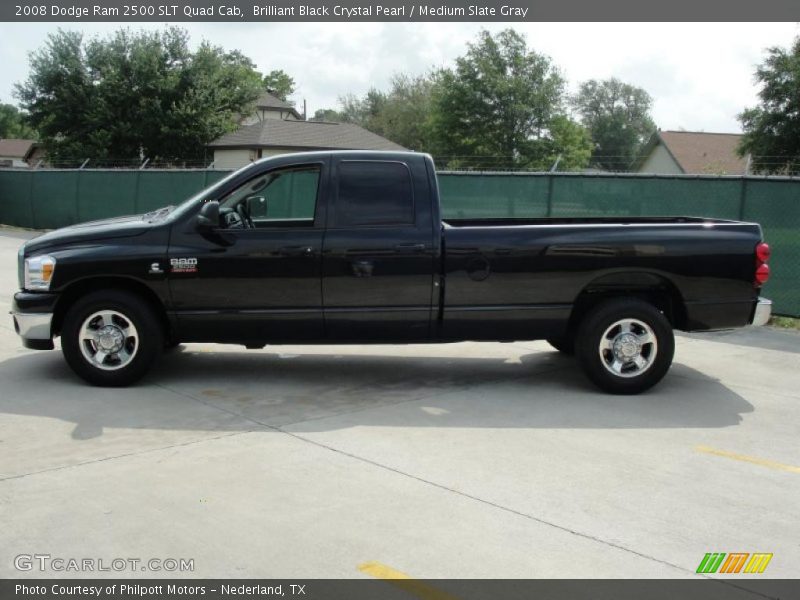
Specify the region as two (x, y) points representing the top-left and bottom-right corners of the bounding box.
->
(170, 257), (198, 273)
(149, 262), (164, 274)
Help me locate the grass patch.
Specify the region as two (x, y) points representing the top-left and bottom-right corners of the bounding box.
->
(769, 315), (800, 331)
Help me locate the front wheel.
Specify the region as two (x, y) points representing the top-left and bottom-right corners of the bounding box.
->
(61, 290), (163, 386)
(575, 298), (674, 395)
(547, 337), (574, 355)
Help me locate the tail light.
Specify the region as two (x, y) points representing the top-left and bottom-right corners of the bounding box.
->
(755, 242), (770, 286)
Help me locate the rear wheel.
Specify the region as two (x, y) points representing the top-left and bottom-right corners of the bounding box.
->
(61, 290), (163, 386)
(576, 298), (674, 394)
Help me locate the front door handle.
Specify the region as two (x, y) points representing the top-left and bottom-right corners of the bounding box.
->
(278, 246), (315, 257)
(394, 243), (427, 253)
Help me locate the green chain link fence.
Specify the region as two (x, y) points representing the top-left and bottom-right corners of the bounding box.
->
(1, 169), (798, 316)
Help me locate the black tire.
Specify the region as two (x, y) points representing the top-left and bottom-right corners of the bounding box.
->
(547, 337), (575, 355)
(164, 341), (182, 352)
(61, 290), (163, 386)
(575, 298), (674, 395)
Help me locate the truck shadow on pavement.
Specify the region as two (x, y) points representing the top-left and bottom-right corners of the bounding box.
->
(0, 345), (753, 441)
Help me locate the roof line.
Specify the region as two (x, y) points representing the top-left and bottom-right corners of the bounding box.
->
(661, 130), (743, 136)
(655, 131), (687, 174)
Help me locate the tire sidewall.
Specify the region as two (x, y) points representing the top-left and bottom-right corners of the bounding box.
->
(547, 337), (575, 355)
(61, 291), (162, 386)
(576, 299), (675, 395)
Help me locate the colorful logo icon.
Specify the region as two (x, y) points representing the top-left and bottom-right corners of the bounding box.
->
(696, 553), (773, 574)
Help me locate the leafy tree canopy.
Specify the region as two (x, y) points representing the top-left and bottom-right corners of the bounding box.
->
(0, 102), (36, 139)
(312, 30), (591, 169)
(317, 75), (435, 150)
(14, 27), (264, 163)
(738, 37), (800, 174)
(572, 78), (656, 171)
(311, 108), (342, 122)
(428, 29), (576, 170)
(262, 69), (296, 101)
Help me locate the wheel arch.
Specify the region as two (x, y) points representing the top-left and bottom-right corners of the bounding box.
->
(52, 277), (171, 340)
(567, 271), (687, 333)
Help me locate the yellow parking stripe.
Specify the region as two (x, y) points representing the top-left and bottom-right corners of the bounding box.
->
(358, 562), (461, 600)
(695, 445), (800, 474)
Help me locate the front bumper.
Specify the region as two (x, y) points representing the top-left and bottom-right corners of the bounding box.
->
(750, 297), (772, 327)
(11, 291), (58, 350)
(12, 312), (54, 349)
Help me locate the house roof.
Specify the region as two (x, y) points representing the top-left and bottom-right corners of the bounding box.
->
(642, 130), (749, 175)
(0, 138), (36, 159)
(256, 91), (294, 110)
(209, 119), (407, 152)
(253, 91), (302, 119)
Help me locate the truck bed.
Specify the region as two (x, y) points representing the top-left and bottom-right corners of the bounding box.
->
(440, 216), (763, 338)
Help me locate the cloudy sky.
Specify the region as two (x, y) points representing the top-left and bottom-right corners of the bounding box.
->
(0, 22), (797, 133)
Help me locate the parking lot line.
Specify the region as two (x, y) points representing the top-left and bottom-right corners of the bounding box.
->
(358, 562), (461, 600)
(695, 445), (800, 474)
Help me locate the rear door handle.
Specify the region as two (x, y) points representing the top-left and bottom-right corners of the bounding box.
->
(351, 260), (374, 277)
(394, 243), (427, 253)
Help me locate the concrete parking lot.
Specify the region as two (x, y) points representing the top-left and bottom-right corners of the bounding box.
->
(0, 229), (798, 580)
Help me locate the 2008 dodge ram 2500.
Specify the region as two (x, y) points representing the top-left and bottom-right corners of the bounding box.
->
(12, 151), (772, 393)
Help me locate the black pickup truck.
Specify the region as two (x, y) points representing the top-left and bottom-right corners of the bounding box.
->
(12, 151), (772, 393)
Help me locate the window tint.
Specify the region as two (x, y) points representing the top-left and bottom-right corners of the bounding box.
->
(250, 167), (320, 222)
(222, 166), (320, 225)
(336, 161), (414, 226)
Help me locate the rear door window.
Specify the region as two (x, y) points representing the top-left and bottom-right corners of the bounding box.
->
(335, 161), (414, 227)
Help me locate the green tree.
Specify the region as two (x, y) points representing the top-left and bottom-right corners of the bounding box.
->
(738, 37), (800, 173)
(366, 74), (435, 150)
(540, 116), (593, 171)
(311, 108), (342, 122)
(428, 29), (570, 169)
(0, 103), (36, 138)
(573, 78), (656, 171)
(14, 27), (263, 163)
(262, 69), (295, 101)
(337, 90), (387, 125)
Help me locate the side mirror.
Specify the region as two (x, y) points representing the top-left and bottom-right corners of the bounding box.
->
(245, 195), (267, 219)
(196, 200), (220, 230)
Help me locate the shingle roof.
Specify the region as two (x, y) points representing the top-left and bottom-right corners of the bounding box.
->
(255, 91), (295, 110)
(209, 120), (407, 151)
(0, 138), (36, 159)
(657, 131), (748, 175)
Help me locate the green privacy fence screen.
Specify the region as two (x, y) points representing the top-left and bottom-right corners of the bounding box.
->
(438, 173), (799, 317)
(1, 168), (798, 316)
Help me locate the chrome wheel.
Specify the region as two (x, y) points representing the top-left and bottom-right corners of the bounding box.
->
(598, 318), (658, 378)
(78, 310), (139, 371)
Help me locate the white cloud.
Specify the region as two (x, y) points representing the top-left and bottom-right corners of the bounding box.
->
(1, 21), (797, 132)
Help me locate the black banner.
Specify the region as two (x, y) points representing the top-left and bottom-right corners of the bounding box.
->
(2, 0), (799, 22)
(3, 579), (800, 600)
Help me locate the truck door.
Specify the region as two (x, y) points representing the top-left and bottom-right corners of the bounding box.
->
(321, 156), (436, 341)
(167, 162), (327, 343)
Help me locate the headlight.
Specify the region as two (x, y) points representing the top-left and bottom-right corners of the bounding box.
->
(24, 255), (56, 291)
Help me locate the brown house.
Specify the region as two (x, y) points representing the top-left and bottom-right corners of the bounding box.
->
(635, 131), (750, 175)
(0, 138), (39, 168)
(209, 92), (405, 169)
